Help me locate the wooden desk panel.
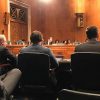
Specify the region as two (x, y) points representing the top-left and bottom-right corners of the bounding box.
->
(7, 45), (25, 55)
(46, 45), (75, 59)
(7, 45), (75, 58)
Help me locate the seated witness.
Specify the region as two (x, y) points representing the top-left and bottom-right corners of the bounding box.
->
(62, 40), (67, 44)
(75, 26), (100, 52)
(55, 40), (60, 44)
(20, 31), (59, 89)
(0, 35), (21, 99)
(16, 39), (25, 45)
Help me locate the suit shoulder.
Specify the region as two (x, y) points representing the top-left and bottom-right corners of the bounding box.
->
(41, 46), (51, 53)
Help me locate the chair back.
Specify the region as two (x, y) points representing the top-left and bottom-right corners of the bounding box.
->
(18, 52), (50, 86)
(71, 52), (100, 90)
(58, 89), (100, 100)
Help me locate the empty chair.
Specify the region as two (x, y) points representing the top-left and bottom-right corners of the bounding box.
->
(71, 52), (100, 90)
(57, 89), (100, 100)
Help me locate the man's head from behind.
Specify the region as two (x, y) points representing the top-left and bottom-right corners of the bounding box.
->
(30, 30), (43, 44)
(86, 26), (98, 40)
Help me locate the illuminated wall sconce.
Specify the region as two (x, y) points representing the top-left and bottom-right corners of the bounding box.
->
(75, 13), (84, 28)
(75, 0), (85, 28)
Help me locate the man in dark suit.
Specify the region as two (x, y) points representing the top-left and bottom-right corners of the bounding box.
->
(75, 26), (100, 52)
(0, 35), (21, 99)
(20, 30), (58, 69)
(20, 30), (59, 89)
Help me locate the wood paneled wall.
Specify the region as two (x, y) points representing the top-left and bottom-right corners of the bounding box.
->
(10, 0), (30, 43)
(31, 0), (77, 42)
(1, 0), (100, 43)
(17, 0), (86, 42)
(31, 0), (100, 42)
(0, 0), (8, 39)
(10, 22), (28, 44)
(86, 0), (100, 40)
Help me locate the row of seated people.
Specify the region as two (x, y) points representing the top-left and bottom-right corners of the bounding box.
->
(1, 25), (100, 99)
(13, 39), (80, 46)
(14, 26), (100, 99)
(47, 37), (81, 45)
(0, 30), (63, 99)
(15, 26), (100, 97)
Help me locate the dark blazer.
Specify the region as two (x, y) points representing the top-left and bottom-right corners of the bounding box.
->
(0, 46), (17, 75)
(75, 40), (100, 52)
(20, 44), (59, 69)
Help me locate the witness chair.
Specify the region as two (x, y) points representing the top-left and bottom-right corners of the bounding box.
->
(71, 52), (100, 91)
(16, 52), (55, 97)
(57, 89), (100, 100)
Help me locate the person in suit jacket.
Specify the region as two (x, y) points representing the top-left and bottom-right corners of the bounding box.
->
(20, 30), (59, 89)
(20, 30), (59, 69)
(75, 26), (100, 52)
(0, 35), (21, 99)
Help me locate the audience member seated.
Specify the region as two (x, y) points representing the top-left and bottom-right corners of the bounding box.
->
(55, 40), (59, 44)
(66, 40), (71, 44)
(62, 40), (67, 44)
(20, 30), (59, 89)
(72, 26), (100, 91)
(0, 35), (21, 99)
(16, 39), (25, 45)
(75, 26), (100, 52)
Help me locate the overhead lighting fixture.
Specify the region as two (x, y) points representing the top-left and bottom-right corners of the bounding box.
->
(75, 0), (85, 28)
(75, 0), (85, 13)
(39, 0), (52, 4)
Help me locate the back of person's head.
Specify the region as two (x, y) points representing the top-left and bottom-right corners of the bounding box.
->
(86, 26), (98, 39)
(30, 30), (43, 44)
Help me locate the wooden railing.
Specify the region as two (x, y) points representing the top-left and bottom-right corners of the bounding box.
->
(7, 44), (75, 59)
(46, 45), (75, 59)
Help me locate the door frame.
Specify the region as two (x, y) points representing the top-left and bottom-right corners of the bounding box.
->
(8, 0), (31, 42)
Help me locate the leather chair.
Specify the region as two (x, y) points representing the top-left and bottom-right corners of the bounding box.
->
(71, 52), (100, 90)
(15, 52), (56, 98)
(57, 89), (100, 100)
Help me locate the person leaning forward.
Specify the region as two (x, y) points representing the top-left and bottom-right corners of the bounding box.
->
(0, 35), (21, 99)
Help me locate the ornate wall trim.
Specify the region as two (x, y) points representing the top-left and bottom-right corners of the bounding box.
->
(9, 0), (31, 41)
